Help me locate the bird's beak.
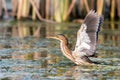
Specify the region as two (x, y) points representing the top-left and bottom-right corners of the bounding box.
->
(46, 36), (59, 40)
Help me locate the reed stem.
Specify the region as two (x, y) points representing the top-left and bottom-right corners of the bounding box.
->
(97, 0), (104, 15)
(110, 0), (115, 20)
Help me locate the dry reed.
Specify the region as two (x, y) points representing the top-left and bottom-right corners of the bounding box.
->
(0, 0), (119, 22)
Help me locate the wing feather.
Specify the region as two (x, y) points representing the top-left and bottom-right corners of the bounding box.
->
(73, 10), (103, 57)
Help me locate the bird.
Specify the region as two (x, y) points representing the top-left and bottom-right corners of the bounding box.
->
(49, 10), (103, 65)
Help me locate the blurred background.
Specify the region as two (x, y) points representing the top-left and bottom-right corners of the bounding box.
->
(0, 0), (120, 79)
(0, 0), (120, 22)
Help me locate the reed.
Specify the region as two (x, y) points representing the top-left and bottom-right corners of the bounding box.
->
(46, 0), (50, 19)
(32, 0), (39, 20)
(97, 0), (104, 15)
(30, 0), (43, 20)
(64, 0), (76, 21)
(110, 0), (115, 20)
(0, 0), (2, 17)
(79, 0), (84, 11)
(0, 0), (120, 21)
(11, 0), (18, 16)
(30, 0), (54, 23)
(61, 0), (69, 21)
(90, 0), (95, 9)
(22, 0), (30, 17)
(83, 0), (90, 13)
(53, 0), (62, 22)
(116, 0), (120, 19)
(2, 0), (9, 17)
(32, 5), (36, 20)
(17, 0), (23, 20)
(53, 0), (70, 22)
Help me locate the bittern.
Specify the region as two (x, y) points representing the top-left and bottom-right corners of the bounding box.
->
(50, 10), (103, 65)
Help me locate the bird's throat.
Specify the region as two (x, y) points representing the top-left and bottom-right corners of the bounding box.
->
(60, 41), (75, 62)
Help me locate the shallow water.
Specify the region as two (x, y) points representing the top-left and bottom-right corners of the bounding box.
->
(0, 21), (120, 80)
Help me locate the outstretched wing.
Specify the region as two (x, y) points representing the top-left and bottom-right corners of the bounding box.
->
(73, 10), (103, 57)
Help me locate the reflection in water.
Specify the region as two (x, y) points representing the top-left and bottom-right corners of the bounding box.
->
(99, 22), (120, 46)
(0, 21), (120, 79)
(98, 22), (120, 58)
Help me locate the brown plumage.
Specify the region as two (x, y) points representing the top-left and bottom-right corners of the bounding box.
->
(50, 10), (104, 65)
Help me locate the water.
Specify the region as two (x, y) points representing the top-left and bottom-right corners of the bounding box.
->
(0, 21), (120, 80)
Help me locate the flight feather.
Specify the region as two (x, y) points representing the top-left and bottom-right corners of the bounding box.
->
(73, 10), (103, 57)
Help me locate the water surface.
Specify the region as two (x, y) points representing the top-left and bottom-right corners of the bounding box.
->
(0, 21), (120, 80)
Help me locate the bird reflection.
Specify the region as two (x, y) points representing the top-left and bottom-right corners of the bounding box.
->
(63, 66), (101, 80)
(49, 10), (104, 65)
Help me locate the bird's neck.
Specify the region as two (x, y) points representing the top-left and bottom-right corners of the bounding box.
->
(60, 40), (75, 61)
